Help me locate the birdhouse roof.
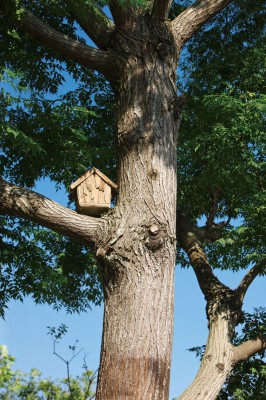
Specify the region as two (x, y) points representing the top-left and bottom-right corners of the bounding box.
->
(69, 167), (118, 192)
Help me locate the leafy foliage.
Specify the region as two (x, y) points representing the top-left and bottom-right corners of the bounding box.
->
(0, 217), (102, 316)
(0, 68), (115, 188)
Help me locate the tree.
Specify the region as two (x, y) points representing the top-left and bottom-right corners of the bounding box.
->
(0, 345), (96, 399)
(0, 1), (265, 399)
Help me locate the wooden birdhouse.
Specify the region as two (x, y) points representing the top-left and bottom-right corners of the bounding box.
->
(69, 168), (118, 217)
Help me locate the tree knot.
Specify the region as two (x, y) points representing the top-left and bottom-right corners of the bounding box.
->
(144, 224), (166, 251)
(216, 363), (225, 373)
(96, 247), (107, 259)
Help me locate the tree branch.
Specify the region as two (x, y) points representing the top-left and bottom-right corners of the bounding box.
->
(65, 0), (115, 50)
(177, 210), (225, 243)
(0, 178), (106, 246)
(152, 0), (173, 21)
(176, 210), (228, 301)
(206, 187), (221, 228)
(233, 336), (266, 363)
(171, 0), (233, 47)
(109, 0), (134, 27)
(0, 1), (116, 82)
(233, 259), (266, 306)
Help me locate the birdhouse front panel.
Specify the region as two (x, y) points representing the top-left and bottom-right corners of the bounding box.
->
(69, 167), (117, 217)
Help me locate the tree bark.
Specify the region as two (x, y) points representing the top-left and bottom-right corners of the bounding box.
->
(179, 311), (236, 400)
(95, 16), (179, 399)
(178, 306), (266, 400)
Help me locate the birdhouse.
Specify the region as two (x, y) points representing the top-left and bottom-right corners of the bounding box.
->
(69, 168), (118, 217)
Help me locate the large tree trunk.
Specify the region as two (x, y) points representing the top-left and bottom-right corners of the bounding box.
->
(96, 17), (179, 400)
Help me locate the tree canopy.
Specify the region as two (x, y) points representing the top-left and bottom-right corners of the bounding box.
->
(1, 0), (264, 310)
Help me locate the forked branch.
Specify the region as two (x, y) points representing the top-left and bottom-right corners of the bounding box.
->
(65, 0), (115, 50)
(176, 210), (228, 300)
(0, 178), (106, 245)
(0, 0), (115, 81)
(171, 0), (233, 47)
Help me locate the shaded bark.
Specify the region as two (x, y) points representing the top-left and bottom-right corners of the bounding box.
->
(233, 259), (266, 307)
(108, 0), (133, 27)
(152, 0), (173, 20)
(65, 0), (115, 50)
(176, 211), (231, 301)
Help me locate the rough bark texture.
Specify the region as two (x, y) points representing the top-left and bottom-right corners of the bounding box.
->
(95, 16), (179, 400)
(179, 311), (236, 400)
(172, 0), (233, 46)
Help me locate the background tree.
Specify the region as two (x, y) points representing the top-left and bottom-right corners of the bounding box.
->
(0, 0), (265, 399)
(0, 343), (96, 399)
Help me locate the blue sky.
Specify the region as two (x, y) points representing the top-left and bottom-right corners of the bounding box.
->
(0, 179), (265, 399)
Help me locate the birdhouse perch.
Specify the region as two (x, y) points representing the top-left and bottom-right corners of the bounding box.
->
(69, 168), (118, 217)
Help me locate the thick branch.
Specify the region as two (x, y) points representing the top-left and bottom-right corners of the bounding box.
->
(171, 0), (233, 47)
(233, 259), (266, 306)
(65, 0), (115, 50)
(0, 1), (115, 81)
(152, 0), (173, 21)
(0, 179), (106, 245)
(233, 336), (266, 363)
(109, 0), (134, 27)
(176, 210), (227, 300)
